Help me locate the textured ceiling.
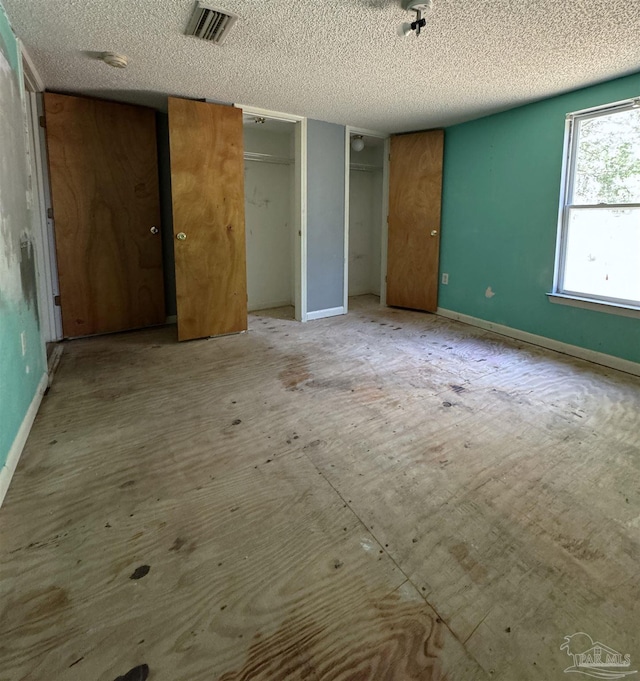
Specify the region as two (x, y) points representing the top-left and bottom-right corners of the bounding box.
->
(5, 0), (640, 132)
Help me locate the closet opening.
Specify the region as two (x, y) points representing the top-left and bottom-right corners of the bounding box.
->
(345, 132), (388, 312)
(243, 114), (303, 321)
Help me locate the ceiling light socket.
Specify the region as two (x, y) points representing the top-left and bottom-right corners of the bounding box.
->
(102, 52), (128, 68)
(399, 0), (433, 37)
(402, 0), (432, 11)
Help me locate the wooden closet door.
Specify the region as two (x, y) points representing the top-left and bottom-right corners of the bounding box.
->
(44, 93), (165, 338)
(168, 97), (247, 341)
(387, 130), (444, 312)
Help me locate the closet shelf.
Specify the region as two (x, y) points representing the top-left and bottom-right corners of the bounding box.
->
(350, 162), (383, 172)
(244, 151), (293, 166)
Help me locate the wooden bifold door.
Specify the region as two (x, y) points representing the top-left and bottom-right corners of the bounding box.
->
(44, 93), (165, 338)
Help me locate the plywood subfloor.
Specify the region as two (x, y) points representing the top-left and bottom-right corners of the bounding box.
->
(1, 295), (639, 681)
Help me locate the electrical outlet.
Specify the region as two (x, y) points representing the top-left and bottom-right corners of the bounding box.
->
(20, 331), (27, 356)
(441, 273), (449, 285)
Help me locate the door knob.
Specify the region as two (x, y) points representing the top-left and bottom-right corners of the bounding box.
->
(150, 226), (159, 234)
(176, 232), (187, 241)
(430, 230), (438, 236)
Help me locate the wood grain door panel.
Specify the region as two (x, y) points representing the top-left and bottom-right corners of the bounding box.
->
(44, 93), (165, 337)
(387, 130), (444, 312)
(168, 97), (247, 341)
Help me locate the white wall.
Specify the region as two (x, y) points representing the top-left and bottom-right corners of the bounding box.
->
(348, 141), (384, 297)
(244, 126), (295, 311)
(348, 169), (375, 296)
(243, 126), (293, 157)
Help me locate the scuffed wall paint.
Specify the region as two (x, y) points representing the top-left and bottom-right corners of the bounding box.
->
(0, 2), (46, 465)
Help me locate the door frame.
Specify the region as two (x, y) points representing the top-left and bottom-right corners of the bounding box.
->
(238, 104), (308, 322)
(343, 126), (390, 313)
(20, 41), (63, 341)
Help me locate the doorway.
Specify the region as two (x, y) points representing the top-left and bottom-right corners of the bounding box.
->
(22, 64), (62, 342)
(344, 130), (389, 312)
(242, 112), (305, 321)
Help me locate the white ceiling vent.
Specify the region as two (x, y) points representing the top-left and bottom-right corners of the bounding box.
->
(185, 3), (238, 45)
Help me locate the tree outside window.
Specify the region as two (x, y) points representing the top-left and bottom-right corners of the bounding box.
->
(555, 101), (640, 307)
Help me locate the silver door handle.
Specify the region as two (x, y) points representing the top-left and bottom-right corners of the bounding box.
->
(150, 226), (159, 234)
(176, 232), (187, 241)
(430, 230), (438, 236)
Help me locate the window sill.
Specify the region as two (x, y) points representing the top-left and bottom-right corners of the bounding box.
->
(547, 293), (640, 319)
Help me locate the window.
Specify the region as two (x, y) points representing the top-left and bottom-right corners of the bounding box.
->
(553, 98), (640, 311)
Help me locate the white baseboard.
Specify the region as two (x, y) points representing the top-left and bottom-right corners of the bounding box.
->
(306, 306), (346, 321)
(0, 372), (48, 509)
(436, 308), (640, 378)
(348, 289), (375, 297)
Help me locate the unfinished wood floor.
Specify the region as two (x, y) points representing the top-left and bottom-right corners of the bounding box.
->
(1, 295), (639, 681)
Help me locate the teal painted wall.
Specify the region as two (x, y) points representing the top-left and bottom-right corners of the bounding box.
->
(0, 2), (46, 466)
(440, 72), (640, 364)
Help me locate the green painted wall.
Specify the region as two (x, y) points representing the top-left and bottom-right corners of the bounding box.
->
(440, 72), (640, 364)
(0, 2), (46, 466)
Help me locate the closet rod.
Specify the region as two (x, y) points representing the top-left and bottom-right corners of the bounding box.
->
(244, 151), (293, 166)
(350, 163), (383, 173)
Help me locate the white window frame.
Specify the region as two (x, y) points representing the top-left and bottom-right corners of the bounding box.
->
(549, 96), (640, 318)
